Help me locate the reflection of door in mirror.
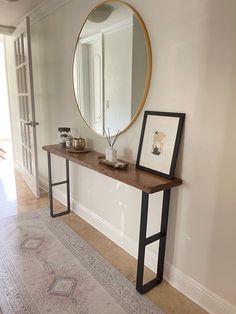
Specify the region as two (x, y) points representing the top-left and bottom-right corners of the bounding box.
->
(74, 34), (103, 134)
(104, 20), (132, 135)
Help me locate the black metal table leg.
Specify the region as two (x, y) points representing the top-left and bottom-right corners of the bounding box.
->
(157, 189), (171, 281)
(47, 152), (70, 218)
(136, 191), (149, 292)
(66, 158), (71, 212)
(136, 189), (171, 294)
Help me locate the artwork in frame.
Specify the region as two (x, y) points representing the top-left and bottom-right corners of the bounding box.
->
(136, 111), (185, 179)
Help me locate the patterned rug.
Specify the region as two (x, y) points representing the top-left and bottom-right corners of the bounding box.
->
(0, 209), (163, 313)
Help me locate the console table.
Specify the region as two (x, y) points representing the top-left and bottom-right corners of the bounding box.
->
(42, 144), (182, 294)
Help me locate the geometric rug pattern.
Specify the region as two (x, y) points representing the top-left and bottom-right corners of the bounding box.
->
(0, 209), (163, 313)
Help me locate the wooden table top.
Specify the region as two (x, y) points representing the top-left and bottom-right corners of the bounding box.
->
(42, 144), (182, 194)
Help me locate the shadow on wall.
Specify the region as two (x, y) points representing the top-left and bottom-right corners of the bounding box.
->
(165, 122), (185, 268)
(188, 0), (236, 306)
(165, 0), (236, 308)
(205, 13), (236, 303)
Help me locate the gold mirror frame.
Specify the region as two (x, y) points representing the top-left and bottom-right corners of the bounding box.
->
(72, 0), (152, 137)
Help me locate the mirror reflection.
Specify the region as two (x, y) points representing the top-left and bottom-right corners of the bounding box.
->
(73, 1), (151, 136)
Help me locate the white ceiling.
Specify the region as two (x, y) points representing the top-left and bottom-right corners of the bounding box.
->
(0, 0), (44, 26)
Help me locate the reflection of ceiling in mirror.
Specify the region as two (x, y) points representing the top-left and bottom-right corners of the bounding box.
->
(87, 4), (114, 23)
(80, 2), (134, 38)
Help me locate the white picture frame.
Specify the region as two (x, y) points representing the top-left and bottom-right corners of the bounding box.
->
(136, 111), (185, 179)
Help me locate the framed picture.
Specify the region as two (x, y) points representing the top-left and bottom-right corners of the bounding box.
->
(136, 111), (185, 179)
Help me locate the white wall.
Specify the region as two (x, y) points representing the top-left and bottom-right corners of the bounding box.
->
(6, 0), (236, 313)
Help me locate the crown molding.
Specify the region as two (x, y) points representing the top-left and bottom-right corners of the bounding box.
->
(0, 25), (16, 35)
(15, 0), (70, 27)
(101, 17), (133, 34)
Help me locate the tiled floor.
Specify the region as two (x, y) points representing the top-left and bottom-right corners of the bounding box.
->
(0, 140), (208, 314)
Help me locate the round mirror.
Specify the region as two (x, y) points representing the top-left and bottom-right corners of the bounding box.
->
(73, 0), (152, 136)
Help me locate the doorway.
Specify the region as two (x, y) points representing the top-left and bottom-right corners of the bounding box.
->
(75, 34), (104, 134)
(0, 35), (17, 216)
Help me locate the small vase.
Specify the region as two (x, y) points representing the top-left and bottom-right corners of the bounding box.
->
(73, 138), (86, 150)
(105, 147), (117, 163)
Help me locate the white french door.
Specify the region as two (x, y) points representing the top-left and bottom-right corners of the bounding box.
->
(88, 40), (103, 134)
(13, 16), (40, 198)
(79, 34), (104, 134)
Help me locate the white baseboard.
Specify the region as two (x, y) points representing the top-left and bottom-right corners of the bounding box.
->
(39, 177), (236, 314)
(39, 176), (48, 192)
(164, 263), (236, 314)
(39, 176), (157, 268)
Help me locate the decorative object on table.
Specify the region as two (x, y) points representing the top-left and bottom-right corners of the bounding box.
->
(58, 127), (71, 146)
(104, 128), (120, 163)
(0, 209), (162, 314)
(105, 146), (117, 163)
(136, 111), (185, 179)
(73, 137), (86, 150)
(67, 148), (91, 153)
(65, 134), (73, 148)
(98, 155), (128, 169)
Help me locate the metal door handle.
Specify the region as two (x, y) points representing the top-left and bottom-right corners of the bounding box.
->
(25, 121), (39, 127)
